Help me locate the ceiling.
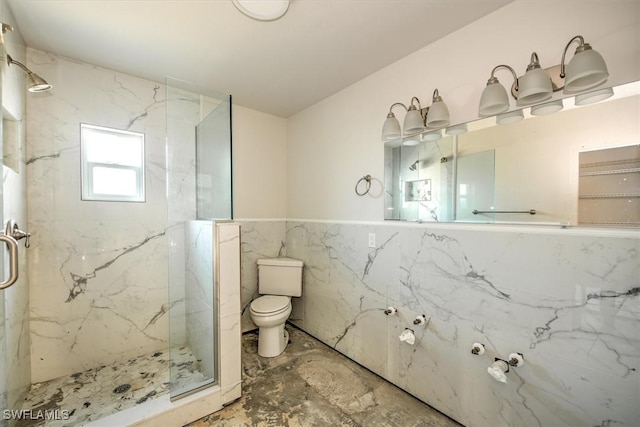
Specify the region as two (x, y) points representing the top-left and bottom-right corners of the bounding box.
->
(7, 0), (512, 117)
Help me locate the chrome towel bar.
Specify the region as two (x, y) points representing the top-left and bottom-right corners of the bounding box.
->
(473, 209), (537, 215)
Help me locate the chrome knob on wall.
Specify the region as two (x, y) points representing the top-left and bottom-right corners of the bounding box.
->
(5, 220), (31, 248)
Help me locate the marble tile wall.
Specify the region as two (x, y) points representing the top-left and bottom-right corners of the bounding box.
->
(2, 83), (30, 416)
(280, 220), (639, 427)
(216, 222), (242, 404)
(1, 2), (31, 413)
(26, 49), (170, 382)
(237, 220), (286, 332)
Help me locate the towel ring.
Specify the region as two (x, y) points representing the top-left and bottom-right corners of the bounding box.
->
(355, 175), (372, 196)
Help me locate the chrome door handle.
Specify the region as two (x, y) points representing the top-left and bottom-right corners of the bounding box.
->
(0, 233), (18, 289)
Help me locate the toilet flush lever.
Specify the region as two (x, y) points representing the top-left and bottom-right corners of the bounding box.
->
(5, 220), (30, 248)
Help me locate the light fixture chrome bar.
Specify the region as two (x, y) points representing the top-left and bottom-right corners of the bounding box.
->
(472, 209), (537, 215)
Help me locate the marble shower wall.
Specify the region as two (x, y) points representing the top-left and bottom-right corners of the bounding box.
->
(26, 49), (170, 382)
(2, 15), (31, 410)
(285, 221), (639, 427)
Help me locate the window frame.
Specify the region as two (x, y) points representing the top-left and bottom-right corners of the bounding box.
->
(80, 123), (146, 202)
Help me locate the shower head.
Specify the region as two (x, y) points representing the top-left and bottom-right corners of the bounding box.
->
(7, 54), (52, 92)
(409, 160), (420, 171)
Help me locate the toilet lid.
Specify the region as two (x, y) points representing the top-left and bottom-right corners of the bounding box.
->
(250, 295), (290, 314)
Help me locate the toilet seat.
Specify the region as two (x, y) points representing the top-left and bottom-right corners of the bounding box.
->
(250, 295), (290, 315)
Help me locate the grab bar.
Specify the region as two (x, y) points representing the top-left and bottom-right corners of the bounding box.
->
(0, 233), (18, 289)
(473, 209), (536, 215)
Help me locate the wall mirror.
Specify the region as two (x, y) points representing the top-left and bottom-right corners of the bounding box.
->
(384, 80), (640, 228)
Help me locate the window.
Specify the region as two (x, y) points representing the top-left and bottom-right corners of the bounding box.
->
(81, 124), (145, 202)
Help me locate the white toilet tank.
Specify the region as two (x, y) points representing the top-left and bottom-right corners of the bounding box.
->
(257, 257), (304, 297)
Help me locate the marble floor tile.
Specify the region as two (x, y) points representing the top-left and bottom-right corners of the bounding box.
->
(17, 346), (206, 427)
(189, 326), (460, 427)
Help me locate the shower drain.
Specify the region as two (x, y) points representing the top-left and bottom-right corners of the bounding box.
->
(113, 384), (131, 394)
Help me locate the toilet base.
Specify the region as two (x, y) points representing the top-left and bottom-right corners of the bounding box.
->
(257, 323), (289, 358)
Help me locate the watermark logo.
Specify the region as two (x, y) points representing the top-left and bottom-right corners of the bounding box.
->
(2, 409), (71, 421)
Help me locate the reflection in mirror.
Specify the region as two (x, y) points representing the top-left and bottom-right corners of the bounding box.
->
(384, 136), (455, 221)
(578, 145), (640, 227)
(384, 80), (640, 227)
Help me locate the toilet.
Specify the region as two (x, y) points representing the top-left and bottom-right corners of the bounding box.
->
(249, 257), (304, 358)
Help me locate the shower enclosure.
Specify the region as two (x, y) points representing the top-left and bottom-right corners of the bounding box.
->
(0, 44), (239, 426)
(165, 77), (233, 399)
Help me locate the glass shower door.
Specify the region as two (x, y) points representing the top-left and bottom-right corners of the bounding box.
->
(0, 37), (6, 417)
(196, 101), (232, 220)
(165, 77), (232, 399)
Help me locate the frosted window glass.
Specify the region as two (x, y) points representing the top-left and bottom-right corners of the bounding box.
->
(92, 167), (137, 196)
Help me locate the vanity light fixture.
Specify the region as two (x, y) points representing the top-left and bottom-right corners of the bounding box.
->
(381, 90), (450, 141)
(422, 129), (442, 142)
(7, 54), (52, 92)
(574, 86), (614, 106)
(516, 52), (553, 106)
(478, 35), (608, 118)
(530, 99), (564, 116)
(495, 109), (524, 125)
(381, 102), (406, 141)
(445, 123), (468, 136)
(425, 89), (450, 128)
(561, 35), (609, 94)
(404, 97), (426, 135)
(478, 64), (518, 116)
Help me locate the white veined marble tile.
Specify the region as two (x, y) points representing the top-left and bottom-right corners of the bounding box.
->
(283, 220), (640, 427)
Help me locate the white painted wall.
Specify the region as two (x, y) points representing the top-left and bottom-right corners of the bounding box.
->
(232, 105), (287, 219)
(286, 0), (640, 221)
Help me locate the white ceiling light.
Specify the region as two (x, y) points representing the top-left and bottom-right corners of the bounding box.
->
(232, 0), (289, 21)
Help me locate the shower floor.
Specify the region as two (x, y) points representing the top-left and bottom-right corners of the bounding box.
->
(16, 346), (207, 427)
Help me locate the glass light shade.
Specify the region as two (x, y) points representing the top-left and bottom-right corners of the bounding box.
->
(496, 109), (524, 125)
(402, 137), (420, 146)
(403, 108), (425, 135)
(422, 130), (442, 142)
(530, 99), (563, 116)
(425, 101), (450, 128)
(564, 48), (609, 94)
(445, 124), (468, 135)
(382, 115), (401, 141)
(516, 67), (553, 106)
(479, 81), (509, 116)
(574, 86), (614, 106)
